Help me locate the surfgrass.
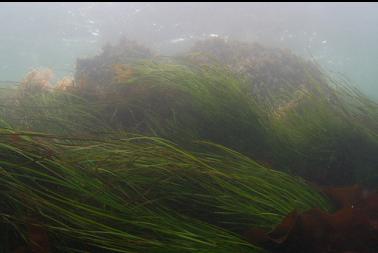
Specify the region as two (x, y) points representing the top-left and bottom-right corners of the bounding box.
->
(0, 128), (331, 252)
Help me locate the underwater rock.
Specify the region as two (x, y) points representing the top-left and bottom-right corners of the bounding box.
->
(189, 38), (332, 112)
(74, 37), (153, 94)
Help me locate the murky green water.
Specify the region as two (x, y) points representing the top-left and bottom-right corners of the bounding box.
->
(0, 2), (377, 98)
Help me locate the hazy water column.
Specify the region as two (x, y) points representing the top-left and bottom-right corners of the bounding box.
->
(0, 2), (377, 99)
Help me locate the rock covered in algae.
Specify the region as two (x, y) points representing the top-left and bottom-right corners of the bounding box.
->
(74, 38), (154, 94)
(189, 38), (333, 112)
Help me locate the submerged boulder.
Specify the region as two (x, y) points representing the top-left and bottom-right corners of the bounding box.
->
(189, 38), (333, 112)
(74, 38), (154, 95)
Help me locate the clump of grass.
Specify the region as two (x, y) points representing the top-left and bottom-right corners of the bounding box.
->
(75, 56), (270, 161)
(267, 73), (378, 186)
(0, 127), (331, 252)
(0, 85), (112, 136)
(188, 38), (378, 186)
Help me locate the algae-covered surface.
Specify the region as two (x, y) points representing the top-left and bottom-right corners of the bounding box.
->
(0, 38), (377, 252)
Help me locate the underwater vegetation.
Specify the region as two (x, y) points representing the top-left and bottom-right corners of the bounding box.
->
(71, 38), (378, 187)
(0, 128), (330, 253)
(0, 37), (377, 252)
(74, 38), (153, 96)
(189, 38), (332, 112)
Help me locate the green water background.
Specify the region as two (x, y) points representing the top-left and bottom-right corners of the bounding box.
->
(0, 2), (377, 99)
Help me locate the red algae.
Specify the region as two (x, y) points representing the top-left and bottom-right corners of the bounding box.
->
(244, 185), (378, 253)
